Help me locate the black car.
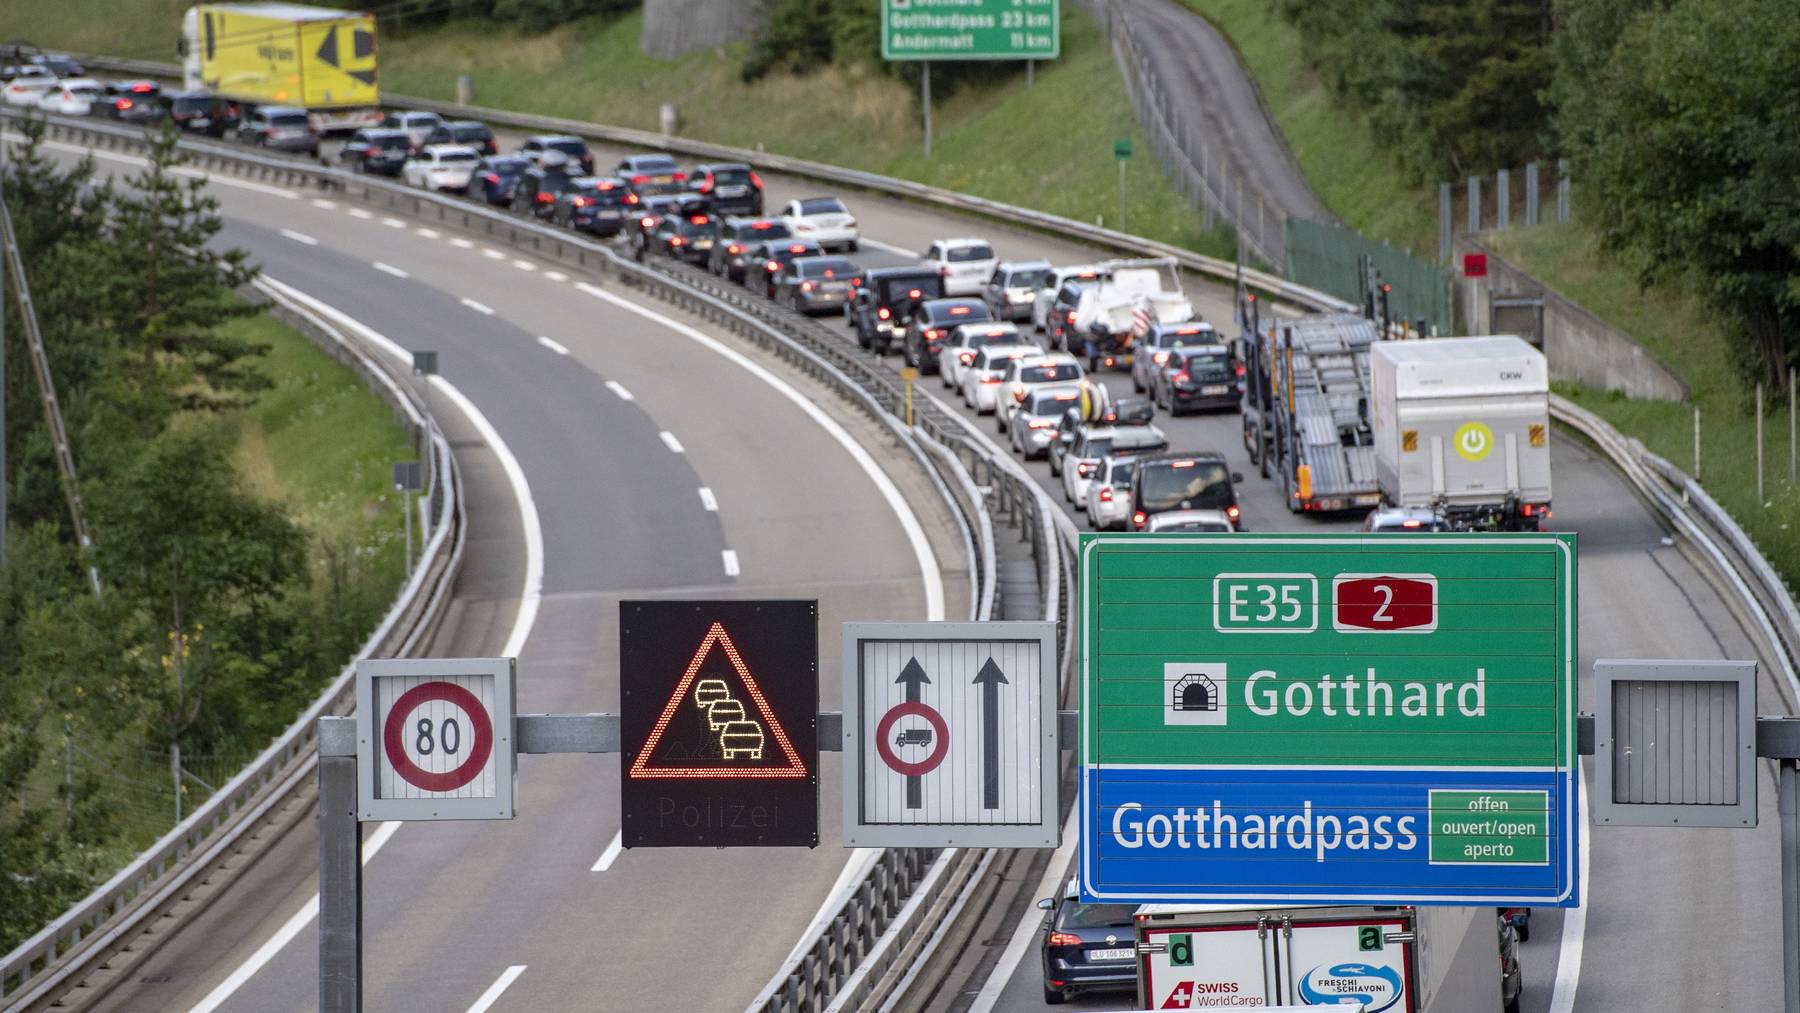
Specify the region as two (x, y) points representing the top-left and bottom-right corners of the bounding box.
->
(774, 255), (862, 315)
(469, 154), (531, 205)
(340, 128), (411, 175)
(554, 176), (636, 235)
(1045, 278), (1096, 352)
(617, 153), (687, 198)
(748, 239), (825, 298)
(1037, 885), (1138, 1005)
(1152, 344), (1242, 415)
(850, 267), (944, 354)
(512, 163), (581, 220)
(425, 119), (497, 156)
(1130, 452), (1243, 531)
(710, 217), (790, 281)
(648, 208), (721, 263)
(519, 134), (595, 174)
(165, 91), (237, 137)
(904, 298), (991, 372)
(100, 80), (164, 123)
(689, 162), (762, 215)
(628, 194), (701, 256)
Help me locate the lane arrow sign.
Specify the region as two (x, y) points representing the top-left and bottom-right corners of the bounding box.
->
(973, 657), (1008, 809)
(897, 658), (931, 808)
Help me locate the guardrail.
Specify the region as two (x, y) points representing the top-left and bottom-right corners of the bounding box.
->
(0, 159), (467, 1004)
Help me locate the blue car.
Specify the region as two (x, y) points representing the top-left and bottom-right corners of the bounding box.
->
(469, 154), (531, 205)
(1038, 879), (1138, 1004)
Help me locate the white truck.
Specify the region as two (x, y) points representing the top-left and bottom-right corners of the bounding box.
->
(1069, 258), (1194, 372)
(1370, 336), (1552, 532)
(1134, 903), (1509, 1011)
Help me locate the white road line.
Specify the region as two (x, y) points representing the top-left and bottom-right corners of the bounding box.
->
(545, 270), (568, 282)
(190, 820), (401, 1013)
(659, 431), (685, 453)
(721, 549), (740, 576)
(450, 237), (474, 249)
(310, 198), (337, 210)
(536, 335), (569, 355)
(605, 380), (634, 401)
(512, 259), (537, 271)
(858, 236), (915, 257)
(698, 487), (718, 511)
(8, 134), (298, 199)
(461, 297), (496, 316)
(577, 281), (945, 621)
(465, 965), (528, 1013)
(967, 808), (1079, 1013)
(194, 279), (549, 1011)
(280, 228), (318, 246)
(591, 831), (624, 872)
(348, 208), (373, 220)
(481, 247), (507, 260)
(416, 227), (441, 239)
(372, 261), (409, 278)
(1547, 759), (1592, 1013)
(381, 217), (406, 229)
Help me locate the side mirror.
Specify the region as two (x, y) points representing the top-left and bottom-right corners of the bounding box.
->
(1037, 897), (1054, 911)
(1232, 472), (1245, 483)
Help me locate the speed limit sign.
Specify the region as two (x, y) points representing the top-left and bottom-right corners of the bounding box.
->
(355, 658), (516, 821)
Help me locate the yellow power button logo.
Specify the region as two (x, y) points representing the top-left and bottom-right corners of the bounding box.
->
(1455, 422), (1494, 462)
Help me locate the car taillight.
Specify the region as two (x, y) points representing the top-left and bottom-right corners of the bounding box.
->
(483, 173), (500, 184)
(925, 329), (941, 341)
(631, 174), (649, 184)
(1076, 462), (1093, 477)
(1099, 487), (1113, 503)
(626, 193), (640, 205)
(1067, 311), (1077, 323)
(1012, 388), (1027, 403)
(116, 98), (133, 110)
(672, 171), (687, 182)
(1173, 372), (1191, 385)
(670, 236), (685, 246)
(536, 192), (555, 203)
(572, 196), (593, 207)
(487, 139), (498, 154)
(1027, 419), (1054, 429)
(1401, 519), (1422, 529)
(1047, 932), (1082, 947)
(878, 307), (891, 320)
(765, 261), (779, 272)
(642, 216), (658, 227)
(1226, 505), (1241, 521)
(1132, 511), (1148, 528)
(697, 176), (713, 194)
(1235, 363), (1247, 376)
(1153, 351), (1170, 364)
(801, 281), (814, 292)
(958, 351), (975, 364)
(749, 170), (764, 190)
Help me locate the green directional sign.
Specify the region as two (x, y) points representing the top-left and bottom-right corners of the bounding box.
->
(1079, 533), (1579, 908)
(881, 0), (1060, 61)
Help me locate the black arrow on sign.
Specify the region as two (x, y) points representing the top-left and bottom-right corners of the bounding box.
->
(973, 658), (1008, 810)
(897, 658), (930, 809)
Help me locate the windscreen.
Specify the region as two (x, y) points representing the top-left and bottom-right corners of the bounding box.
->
(488, 156), (529, 174)
(632, 155), (678, 172)
(1138, 461), (1233, 513)
(1008, 267), (1052, 289)
(1056, 903), (1137, 930)
(712, 166), (752, 184)
(799, 258), (855, 278)
(372, 134), (410, 150)
(745, 220), (791, 240)
(1027, 391), (1078, 414)
(1082, 438), (1116, 459)
(1108, 461), (1136, 484)
(269, 112), (309, 128)
(549, 139), (590, 157)
(949, 244), (996, 262)
(1020, 362), (1081, 383)
(1177, 350), (1232, 373)
(438, 150), (478, 163)
(799, 198), (846, 215)
(171, 95), (211, 113)
(453, 124), (492, 142)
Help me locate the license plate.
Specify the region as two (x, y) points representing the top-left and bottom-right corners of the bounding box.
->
(1088, 948), (1134, 962)
(719, 185), (747, 197)
(597, 209), (620, 218)
(1202, 384), (1230, 395)
(694, 239), (713, 249)
(653, 175), (673, 184)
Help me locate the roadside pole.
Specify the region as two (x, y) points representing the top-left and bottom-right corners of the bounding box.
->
(1, 143), (7, 566)
(1113, 138), (1132, 233)
(921, 64), (931, 157)
(900, 366), (917, 427)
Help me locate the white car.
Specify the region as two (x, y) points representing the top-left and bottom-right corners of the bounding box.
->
(1085, 455), (1142, 531)
(1062, 424), (1170, 509)
(922, 237), (999, 297)
(1147, 509), (1236, 532)
(960, 343), (1039, 414)
(1031, 264), (1109, 332)
(938, 321), (1024, 390)
(780, 197), (858, 252)
(35, 77), (101, 116)
(3, 69), (57, 107)
(995, 353), (1085, 434)
(403, 144), (481, 191)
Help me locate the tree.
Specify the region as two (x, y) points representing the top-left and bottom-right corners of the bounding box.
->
(1564, 0), (1800, 381)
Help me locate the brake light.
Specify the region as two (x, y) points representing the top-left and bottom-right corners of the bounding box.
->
(878, 308), (891, 320)
(1226, 505), (1241, 521)
(1012, 388), (1027, 403)
(788, 244), (808, 253)
(801, 281), (814, 292)
(626, 193), (641, 205)
(1099, 487), (1114, 503)
(631, 174), (649, 184)
(908, 289), (922, 298)
(959, 352), (975, 364)
(571, 196), (593, 207)
(749, 170), (764, 190)
(482, 172), (500, 184)
(727, 244), (742, 255)
(752, 221), (774, 230)
(1067, 311), (1077, 323)
(1153, 351), (1170, 364)
(536, 192), (555, 203)
(925, 329), (941, 341)
(939, 266), (950, 277)
(1235, 363), (1247, 376)
(1132, 511), (1148, 528)
(131, 82), (153, 93)
(1027, 418), (1054, 429)
(765, 261), (779, 272)
(1171, 460), (1196, 468)
(696, 175), (714, 194)
(1401, 519), (1422, 529)
(116, 98), (133, 110)
(1173, 372), (1191, 385)
(950, 306), (972, 316)
(1076, 462), (1093, 477)
(671, 171), (687, 182)
(1048, 932), (1083, 947)
(670, 236), (685, 246)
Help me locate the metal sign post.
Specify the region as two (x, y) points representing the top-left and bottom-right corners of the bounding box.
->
(1079, 532), (1579, 906)
(1113, 138), (1132, 233)
(881, 0), (1060, 157)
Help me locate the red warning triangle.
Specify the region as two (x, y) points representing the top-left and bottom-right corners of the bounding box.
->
(629, 621), (808, 779)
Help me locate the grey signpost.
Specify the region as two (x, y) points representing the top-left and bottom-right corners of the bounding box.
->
(1113, 138), (1132, 233)
(391, 461), (423, 576)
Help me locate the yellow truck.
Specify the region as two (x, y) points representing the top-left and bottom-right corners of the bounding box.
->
(179, 3), (381, 133)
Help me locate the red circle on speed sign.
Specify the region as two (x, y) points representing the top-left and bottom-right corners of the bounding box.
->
(382, 682), (494, 792)
(875, 701), (949, 777)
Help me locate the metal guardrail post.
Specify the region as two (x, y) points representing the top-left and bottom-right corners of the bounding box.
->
(318, 717), (361, 1013)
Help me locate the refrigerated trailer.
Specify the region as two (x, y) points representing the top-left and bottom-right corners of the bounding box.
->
(1240, 313), (1384, 514)
(1369, 335), (1552, 531)
(1134, 903), (1503, 1011)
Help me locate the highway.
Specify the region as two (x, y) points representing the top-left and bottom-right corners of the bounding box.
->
(23, 113), (1795, 1013)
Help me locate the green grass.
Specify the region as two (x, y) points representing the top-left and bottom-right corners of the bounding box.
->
(1177, 0), (1436, 255)
(1488, 220), (1800, 581)
(0, 0), (191, 60)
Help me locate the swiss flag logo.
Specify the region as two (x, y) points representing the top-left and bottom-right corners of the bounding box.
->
(1160, 981), (1193, 1008)
(1333, 574), (1438, 633)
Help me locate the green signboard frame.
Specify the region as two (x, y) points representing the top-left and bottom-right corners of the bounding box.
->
(881, 0), (1061, 61)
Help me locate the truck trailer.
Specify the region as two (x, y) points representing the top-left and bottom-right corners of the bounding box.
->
(180, 3), (381, 134)
(1240, 313), (1384, 514)
(1369, 336), (1552, 531)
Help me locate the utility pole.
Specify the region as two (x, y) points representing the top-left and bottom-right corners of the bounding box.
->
(1, 134), (8, 567)
(920, 63), (932, 157)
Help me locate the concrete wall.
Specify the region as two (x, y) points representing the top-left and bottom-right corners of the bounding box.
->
(1456, 240), (1689, 402)
(639, 0), (764, 59)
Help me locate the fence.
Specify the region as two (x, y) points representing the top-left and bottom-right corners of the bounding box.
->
(1285, 217), (1450, 334)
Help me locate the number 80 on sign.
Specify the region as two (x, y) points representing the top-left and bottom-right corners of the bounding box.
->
(356, 657), (517, 821)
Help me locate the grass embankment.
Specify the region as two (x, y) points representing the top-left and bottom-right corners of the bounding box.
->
(1487, 223), (1800, 580)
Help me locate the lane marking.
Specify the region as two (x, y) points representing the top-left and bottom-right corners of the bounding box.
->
(967, 808), (1079, 1013)
(698, 487), (718, 511)
(576, 280), (945, 621)
(189, 820), (401, 1013)
(858, 236), (915, 258)
(536, 335), (569, 356)
(450, 237), (474, 249)
(591, 831), (623, 872)
(512, 259), (537, 272)
(545, 270), (568, 283)
(1547, 759), (1592, 1013)
(280, 228), (318, 246)
(721, 549), (740, 577)
(348, 208), (373, 220)
(11, 133), (298, 199)
(465, 965), (527, 1013)
(461, 297), (496, 316)
(481, 248), (507, 260)
(381, 217), (406, 229)
(373, 261), (409, 278)
(192, 279), (549, 1009)
(659, 431), (685, 453)
(416, 227), (441, 239)
(605, 380), (634, 401)
(311, 198), (337, 210)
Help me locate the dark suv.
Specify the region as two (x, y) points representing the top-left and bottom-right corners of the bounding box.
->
(850, 267), (943, 354)
(555, 176), (635, 236)
(340, 128), (411, 175)
(904, 298), (992, 372)
(711, 217), (790, 281)
(165, 91), (237, 137)
(648, 208), (721, 263)
(512, 163), (580, 220)
(689, 162), (763, 216)
(425, 119), (498, 155)
(1129, 452), (1244, 530)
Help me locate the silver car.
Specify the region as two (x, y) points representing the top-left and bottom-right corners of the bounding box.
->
(940, 322), (1025, 391)
(982, 260), (1053, 323)
(1085, 455), (1141, 531)
(381, 109), (445, 152)
(1131, 321), (1219, 393)
(1011, 388), (1083, 460)
(961, 343), (1040, 414)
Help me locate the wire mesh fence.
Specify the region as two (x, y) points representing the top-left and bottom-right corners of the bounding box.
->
(1285, 218), (1450, 334)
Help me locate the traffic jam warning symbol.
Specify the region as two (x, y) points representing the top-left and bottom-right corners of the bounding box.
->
(355, 658), (516, 821)
(620, 600), (818, 848)
(843, 622), (1059, 848)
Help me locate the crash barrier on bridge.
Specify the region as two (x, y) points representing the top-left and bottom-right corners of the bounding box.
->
(0, 193), (468, 1007)
(1284, 217), (1451, 335)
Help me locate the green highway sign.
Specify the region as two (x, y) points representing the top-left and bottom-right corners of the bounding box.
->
(1079, 533), (1579, 907)
(1113, 138), (1133, 160)
(881, 0), (1060, 61)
